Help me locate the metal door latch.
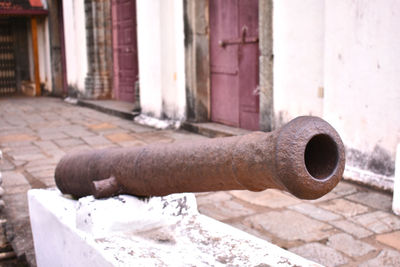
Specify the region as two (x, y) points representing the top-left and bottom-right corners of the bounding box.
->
(219, 26), (259, 48)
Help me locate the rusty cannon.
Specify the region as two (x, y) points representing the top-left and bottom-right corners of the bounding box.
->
(55, 116), (345, 200)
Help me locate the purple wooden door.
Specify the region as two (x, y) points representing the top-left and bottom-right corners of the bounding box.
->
(210, 0), (259, 130)
(112, 0), (138, 102)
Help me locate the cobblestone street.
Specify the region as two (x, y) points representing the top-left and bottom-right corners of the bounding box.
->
(0, 97), (399, 266)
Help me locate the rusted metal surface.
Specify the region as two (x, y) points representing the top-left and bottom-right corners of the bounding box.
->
(55, 116), (345, 200)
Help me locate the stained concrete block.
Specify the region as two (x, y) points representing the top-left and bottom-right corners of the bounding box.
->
(29, 189), (321, 267)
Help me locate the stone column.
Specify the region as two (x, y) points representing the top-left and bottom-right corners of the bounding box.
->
(84, 0), (112, 99)
(183, 0), (211, 122)
(259, 0), (274, 131)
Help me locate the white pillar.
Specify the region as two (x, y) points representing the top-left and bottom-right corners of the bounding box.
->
(137, 0), (186, 121)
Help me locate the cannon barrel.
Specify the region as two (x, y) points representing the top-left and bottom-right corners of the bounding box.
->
(55, 116), (345, 200)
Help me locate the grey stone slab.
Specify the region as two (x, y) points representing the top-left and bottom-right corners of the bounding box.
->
(104, 132), (139, 143)
(319, 198), (369, 217)
(25, 158), (59, 168)
(54, 138), (85, 147)
(132, 131), (175, 144)
(29, 169), (54, 181)
(36, 124), (70, 134)
(11, 153), (47, 162)
(4, 185), (31, 195)
(82, 135), (112, 146)
(23, 114), (45, 123)
(165, 130), (209, 142)
(5, 145), (41, 155)
(246, 210), (334, 242)
(10, 160), (26, 167)
(0, 128), (35, 136)
(86, 122), (118, 132)
(195, 191), (233, 206)
(327, 233), (376, 257)
(38, 132), (69, 141)
(331, 181), (358, 196)
(359, 249), (400, 267)
(41, 178), (56, 188)
(44, 149), (66, 161)
(309, 191), (339, 203)
(345, 191), (392, 211)
(5, 216), (36, 266)
(2, 172), (29, 187)
(3, 193), (29, 221)
(350, 211), (400, 234)
(230, 189), (301, 208)
(289, 203), (342, 221)
(33, 140), (58, 150)
(0, 158), (15, 171)
(89, 144), (118, 150)
(0, 140), (33, 148)
(25, 164), (55, 174)
(329, 220), (373, 238)
(62, 145), (92, 153)
(376, 231), (400, 251)
(198, 199), (258, 221)
(289, 243), (348, 267)
(117, 140), (147, 147)
(117, 122), (155, 133)
(63, 129), (95, 138)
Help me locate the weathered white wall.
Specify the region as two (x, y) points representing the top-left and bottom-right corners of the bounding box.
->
(324, 0), (400, 183)
(43, 17), (52, 91)
(37, 17), (52, 92)
(137, 0), (186, 121)
(273, 0), (400, 189)
(136, 0), (162, 117)
(62, 0), (88, 93)
(273, 0), (325, 125)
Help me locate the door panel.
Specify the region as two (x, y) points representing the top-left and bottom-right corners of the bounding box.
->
(112, 0), (138, 102)
(210, 0), (259, 130)
(238, 0), (259, 130)
(210, 0), (239, 126)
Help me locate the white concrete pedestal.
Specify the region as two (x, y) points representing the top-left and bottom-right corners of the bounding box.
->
(28, 189), (320, 267)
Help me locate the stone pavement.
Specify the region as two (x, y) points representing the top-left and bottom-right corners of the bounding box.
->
(0, 96), (399, 266)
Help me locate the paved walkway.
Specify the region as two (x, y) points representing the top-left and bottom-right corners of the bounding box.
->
(0, 97), (399, 266)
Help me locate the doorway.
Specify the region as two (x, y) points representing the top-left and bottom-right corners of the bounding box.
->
(209, 0), (260, 130)
(111, 0), (139, 102)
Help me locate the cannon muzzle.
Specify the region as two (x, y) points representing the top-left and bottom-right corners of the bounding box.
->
(55, 116), (345, 200)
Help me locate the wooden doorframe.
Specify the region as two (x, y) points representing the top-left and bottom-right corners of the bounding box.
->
(57, 0), (68, 96)
(30, 16), (41, 96)
(258, 0), (274, 131)
(184, 0), (273, 130)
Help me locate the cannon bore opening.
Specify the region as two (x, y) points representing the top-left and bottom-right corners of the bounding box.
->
(304, 134), (338, 180)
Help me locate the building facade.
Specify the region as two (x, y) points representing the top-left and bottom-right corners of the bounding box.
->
(0, 0), (65, 96)
(60, 0), (399, 191)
